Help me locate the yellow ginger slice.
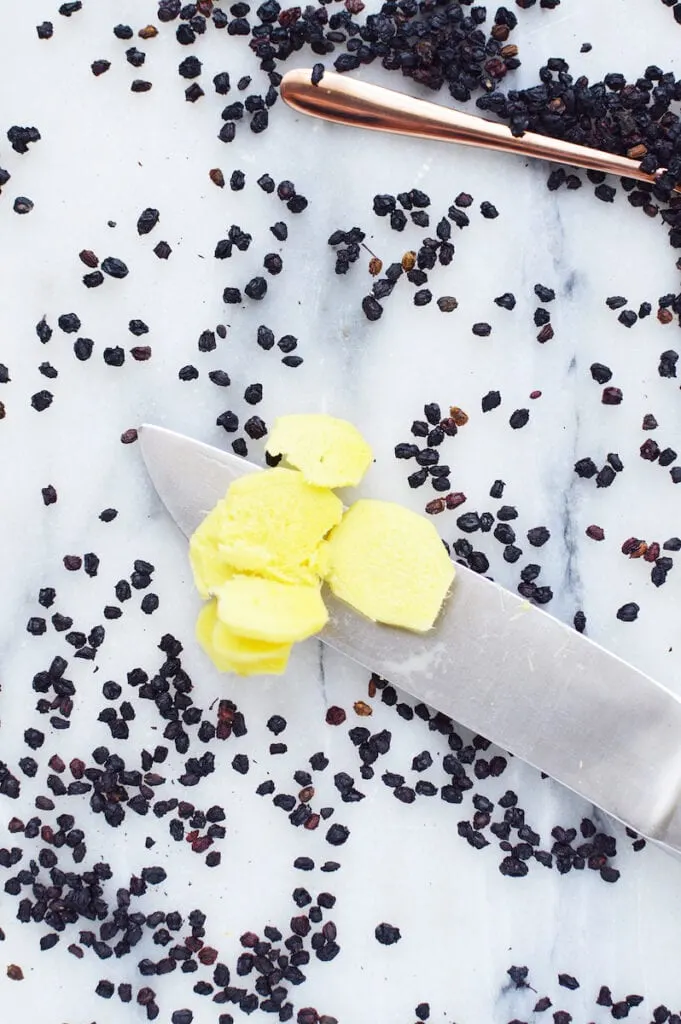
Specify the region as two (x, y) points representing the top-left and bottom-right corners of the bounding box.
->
(324, 498), (455, 632)
(215, 575), (328, 644)
(266, 414), (373, 488)
(196, 600), (291, 676)
(189, 467), (343, 595)
(189, 502), (236, 599)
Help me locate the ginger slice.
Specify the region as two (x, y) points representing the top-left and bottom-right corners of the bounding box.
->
(324, 498), (455, 632)
(266, 414), (373, 488)
(215, 575), (329, 644)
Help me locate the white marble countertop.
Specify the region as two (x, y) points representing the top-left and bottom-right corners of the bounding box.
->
(2, 1), (681, 1021)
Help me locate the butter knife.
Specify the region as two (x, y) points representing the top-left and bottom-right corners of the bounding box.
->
(139, 424), (681, 855)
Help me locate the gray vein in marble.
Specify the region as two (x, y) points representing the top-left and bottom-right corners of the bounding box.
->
(317, 638), (328, 704)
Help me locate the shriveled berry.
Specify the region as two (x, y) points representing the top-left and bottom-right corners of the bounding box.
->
(590, 363), (612, 384)
(618, 309), (637, 328)
(617, 603), (639, 622)
(640, 439), (660, 461)
(481, 391), (501, 412)
(509, 409), (529, 429)
(137, 208), (160, 235)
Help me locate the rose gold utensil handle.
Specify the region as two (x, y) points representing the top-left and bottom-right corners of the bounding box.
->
(281, 68), (666, 190)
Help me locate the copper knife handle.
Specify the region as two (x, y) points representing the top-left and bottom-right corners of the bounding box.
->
(281, 68), (670, 191)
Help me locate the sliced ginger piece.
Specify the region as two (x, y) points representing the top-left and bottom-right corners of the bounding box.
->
(324, 498), (455, 632)
(212, 620), (291, 674)
(216, 575), (328, 644)
(189, 467), (342, 594)
(266, 414), (373, 488)
(214, 469), (342, 582)
(196, 600), (291, 675)
(189, 502), (237, 599)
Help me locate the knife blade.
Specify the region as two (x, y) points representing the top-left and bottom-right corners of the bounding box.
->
(139, 423), (681, 855)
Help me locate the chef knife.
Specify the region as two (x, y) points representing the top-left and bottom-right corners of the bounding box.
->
(139, 423), (681, 855)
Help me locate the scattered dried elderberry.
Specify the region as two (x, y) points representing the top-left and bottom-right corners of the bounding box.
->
(617, 603), (640, 622)
(481, 391), (501, 412)
(179, 56), (202, 78)
(374, 922), (401, 945)
(8, 125), (41, 154)
(590, 363), (612, 384)
(509, 409), (529, 429)
(618, 309), (637, 328)
(602, 387), (623, 405)
(264, 253), (283, 275)
(244, 277), (267, 300)
(362, 296), (383, 321)
(101, 257), (129, 279)
(126, 47), (146, 67)
(137, 208), (160, 235)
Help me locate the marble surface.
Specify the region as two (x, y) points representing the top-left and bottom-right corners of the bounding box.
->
(2, 1), (681, 1021)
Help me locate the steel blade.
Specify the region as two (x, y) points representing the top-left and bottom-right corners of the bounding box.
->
(139, 424), (681, 853)
(140, 423), (261, 536)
